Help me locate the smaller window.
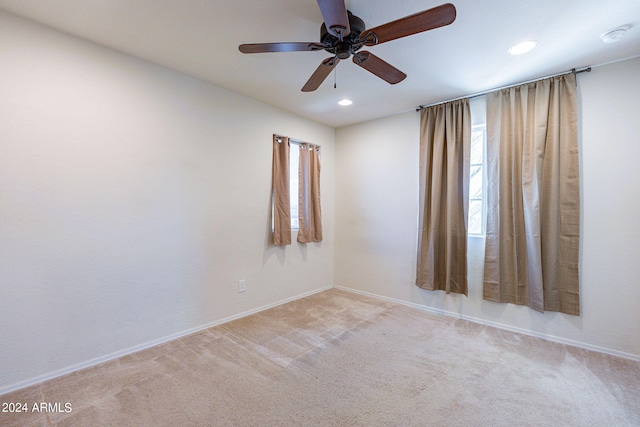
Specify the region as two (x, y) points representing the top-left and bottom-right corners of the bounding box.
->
(272, 138), (320, 234)
(468, 125), (486, 236)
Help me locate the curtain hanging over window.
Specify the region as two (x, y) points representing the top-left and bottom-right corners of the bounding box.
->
(272, 135), (291, 246)
(483, 73), (580, 315)
(271, 135), (322, 245)
(417, 99), (471, 295)
(297, 143), (323, 243)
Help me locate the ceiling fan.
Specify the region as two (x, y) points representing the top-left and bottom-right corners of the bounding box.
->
(238, 1), (456, 92)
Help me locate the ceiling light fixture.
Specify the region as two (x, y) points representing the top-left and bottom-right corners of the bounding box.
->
(338, 99), (353, 106)
(508, 40), (537, 55)
(600, 26), (629, 43)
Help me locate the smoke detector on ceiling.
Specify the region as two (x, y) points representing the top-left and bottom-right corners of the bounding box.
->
(600, 26), (630, 43)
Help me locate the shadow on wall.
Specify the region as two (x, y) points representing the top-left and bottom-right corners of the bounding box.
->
(262, 190), (324, 267)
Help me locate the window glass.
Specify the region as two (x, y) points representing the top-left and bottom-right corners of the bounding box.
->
(468, 126), (486, 235)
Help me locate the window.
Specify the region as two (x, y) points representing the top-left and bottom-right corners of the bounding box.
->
(287, 141), (323, 230)
(468, 125), (486, 235)
(272, 135), (322, 244)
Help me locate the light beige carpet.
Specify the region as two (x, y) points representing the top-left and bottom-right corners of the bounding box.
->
(2, 289), (639, 426)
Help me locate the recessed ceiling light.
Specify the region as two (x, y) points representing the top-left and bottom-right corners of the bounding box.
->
(508, 40), (537, 55)
(338, 99), (353, 106)
(600, 26), (629, 43)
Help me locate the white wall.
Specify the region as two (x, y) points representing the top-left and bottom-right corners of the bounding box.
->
(2, 7), (638, 397)
(335, 57), (640, 360)
(0, 11), (335, 393)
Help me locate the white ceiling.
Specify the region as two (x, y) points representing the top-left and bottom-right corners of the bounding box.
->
(1, 0), (639, 128)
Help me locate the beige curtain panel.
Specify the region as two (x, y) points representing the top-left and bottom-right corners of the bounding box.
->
(483, 73), (580, 315)
(272, 135), (291, 246)
(297, 144), (323, 243)
(417, 99), (471, 295)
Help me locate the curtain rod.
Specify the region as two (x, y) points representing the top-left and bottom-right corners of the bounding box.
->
(416, 66), (592, 111)
(274, 135), (321, 149)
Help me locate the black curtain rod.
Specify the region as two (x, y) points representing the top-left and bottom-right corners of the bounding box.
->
(416, 66), (592, 111)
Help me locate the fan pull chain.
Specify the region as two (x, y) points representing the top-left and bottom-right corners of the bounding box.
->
(334, 66), (337, 89)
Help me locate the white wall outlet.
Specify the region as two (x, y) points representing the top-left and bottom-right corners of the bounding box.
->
(238, 279), (246, 293)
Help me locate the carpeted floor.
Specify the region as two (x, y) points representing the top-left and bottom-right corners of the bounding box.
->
(2, 288), (639, 426)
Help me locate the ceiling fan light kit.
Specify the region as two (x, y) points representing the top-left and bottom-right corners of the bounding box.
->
(238, 1), (457, 92)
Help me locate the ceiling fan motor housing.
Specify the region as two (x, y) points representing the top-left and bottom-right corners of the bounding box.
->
(320, 11), (366, 59)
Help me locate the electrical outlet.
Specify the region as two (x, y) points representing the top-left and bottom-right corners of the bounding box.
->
(238, 279), (246, 293)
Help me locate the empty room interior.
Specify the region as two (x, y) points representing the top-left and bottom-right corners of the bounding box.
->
(1, 0), (639, 426)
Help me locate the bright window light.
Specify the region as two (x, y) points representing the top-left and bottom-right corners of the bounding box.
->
(338, 99), (353, 106)
(468, 125), (486, 236)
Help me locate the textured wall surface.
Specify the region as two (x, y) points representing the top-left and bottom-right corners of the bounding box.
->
(0, 10), (335, 392)
(335, 58), (640, 359)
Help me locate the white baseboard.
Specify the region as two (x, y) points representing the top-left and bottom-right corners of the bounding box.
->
(334, 285), (640, 362)
(5, 283), (635, 396)
(0, 285), (333, 396)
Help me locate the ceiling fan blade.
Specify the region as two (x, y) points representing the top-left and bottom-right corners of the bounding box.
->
(239, 42), (325, 54)
(359, 3), (456, 46)
(352, 51), (406, 85)
(302, 57), (340, 92)
(316, 0), (350, 38)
